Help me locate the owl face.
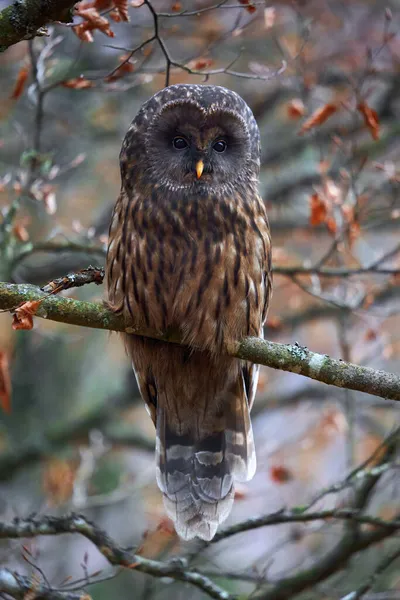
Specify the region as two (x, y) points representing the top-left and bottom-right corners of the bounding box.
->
(146, 100), (252, 190)
(122, 85), (261, 195)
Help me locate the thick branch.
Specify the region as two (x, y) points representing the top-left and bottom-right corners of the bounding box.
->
(0, 0), (78, 52)
(0, 282), (399, 401)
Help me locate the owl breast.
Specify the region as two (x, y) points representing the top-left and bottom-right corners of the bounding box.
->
(107, 182), (271, 355)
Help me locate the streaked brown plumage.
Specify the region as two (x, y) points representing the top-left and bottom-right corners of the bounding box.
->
(106, 84), (272, 541)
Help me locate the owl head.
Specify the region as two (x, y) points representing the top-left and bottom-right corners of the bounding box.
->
(120, 84), (260, 194)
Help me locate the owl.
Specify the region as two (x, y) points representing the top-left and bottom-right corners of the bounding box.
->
(106, 84), (272, 541)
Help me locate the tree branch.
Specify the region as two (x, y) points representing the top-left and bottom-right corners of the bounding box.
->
(0, 514), (232, 600)
(0, 568), (86, 600)
(0, 281), (399, 401)
(0, 0), (78, 52)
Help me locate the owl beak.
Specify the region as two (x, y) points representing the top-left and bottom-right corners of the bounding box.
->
(195, 160), (204, 179)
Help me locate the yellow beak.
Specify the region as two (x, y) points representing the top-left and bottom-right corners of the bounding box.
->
(195, 160), (204, 179)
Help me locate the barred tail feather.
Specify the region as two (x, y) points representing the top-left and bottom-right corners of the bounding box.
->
(155, 381), (256, 541)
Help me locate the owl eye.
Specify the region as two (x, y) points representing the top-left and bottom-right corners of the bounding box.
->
(173, 136), (188, 150)
(213, 139), (227, 153)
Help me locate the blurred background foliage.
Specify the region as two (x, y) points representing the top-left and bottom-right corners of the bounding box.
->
(0, 0), (399, 598)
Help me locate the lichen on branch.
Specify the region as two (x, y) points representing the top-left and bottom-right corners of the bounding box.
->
(0, 0), (78, 52)
(0, 281), (399, 401)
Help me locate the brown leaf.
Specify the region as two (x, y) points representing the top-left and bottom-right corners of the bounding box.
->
(299, 103), (337, 134)
(13, 222), (30, 242)
(113, 0), (129, 21)
(171, 1), (182, 10)
(105, 55), (135, 82)
(269, 465), (292, 484)
(12, 300), (41, 331)
(10, 65), (29, 100)
(94, 0), (112, 8)
(0, 351), (11, 414)
(326, 215), (337, 234)
(287, 98), (305, 119)
(357, 101), (380, 140)
(62, 77), (94, 89)
(43, 458), (76, 505)
(309, 192), (327, 226)
(74, 6), (115, 39)
(192, 58), (213, 70)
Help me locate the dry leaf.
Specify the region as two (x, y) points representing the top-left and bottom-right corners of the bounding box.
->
(113, 0), (129, 21)
(0, 351), (11, 414)
(192, 58), (213, 70)
(287, 98), (305, 119)
(12, 300), (41, 330)
(43, 457), (76, 505)
(269, 465), (292, 484)
(13, 222), (30, 242)
(299, 103), (337, 134)
(136, 518), (177, 558)
(105, 55), (135, 82)
(326, 215), (337, 234)
(10, 65), (29, 100)
(309, 192), (327, 226)
(357, 101), (379, 140)
(171, 1), (182, 10)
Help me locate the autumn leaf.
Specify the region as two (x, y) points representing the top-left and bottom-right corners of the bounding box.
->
(12, 300), (41, 330)
(171, 1), (182, 10)
(10, 65), (29, 100)
(326, 215), (337, 234)
(287, 98), (305, 119)
(113, 0), (129, 21)
(299, 103), (337, 134)
(13, 221), (30, 242)
(62, 77), (94, 89)
(192, 58), (213, 70)
(136, 518), (178, 558)
(105, 55), (135, 82)
(269, 465), (292, 484)
(94, 0), (112, 8)
(43, 457), (76, 505)
(309, 192), (327, 226)
(74, 6), (115, 40)
(0, 351), (11, 414)
(357, 101), (380, 140)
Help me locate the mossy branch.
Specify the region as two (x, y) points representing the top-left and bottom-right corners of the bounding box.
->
(0, 281), (399, 401)
(0, 0), (77, 52)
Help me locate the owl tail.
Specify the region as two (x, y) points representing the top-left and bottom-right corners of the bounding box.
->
(155, 373), (256, 541)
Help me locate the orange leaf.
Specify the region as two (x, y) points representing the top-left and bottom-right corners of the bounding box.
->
(10, 66), (29, 100)
(357, 101), (380, 140)
(326, 215), (337, 234)
(309, 193), (327, 226)
(113, 0), (129, 21)
(193, 58), (213, 70)
(62, 77), (94, 89)
(94, 0), (112, 8)
(269, 465), (292, 484)
(299, 103), (337, 134)
(105, 56), (135, 82)
(13, 222), (30, 242)
(0, 351), (12, 414)
(287, 98), (305, 120)
(12, 300), (41, 331)
(171, 2), (182, 10)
